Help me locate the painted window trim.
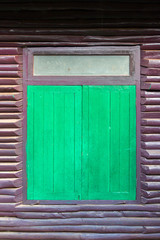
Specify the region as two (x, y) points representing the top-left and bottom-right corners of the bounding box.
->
(23, 45), (141, 205)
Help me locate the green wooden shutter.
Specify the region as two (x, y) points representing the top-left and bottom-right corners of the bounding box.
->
(27, 85), (136, 200)
(27, 86), (82, 200)
(82, 86), (136, 200)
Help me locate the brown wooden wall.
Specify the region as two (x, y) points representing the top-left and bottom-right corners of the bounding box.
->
(0, 1), (160, 239)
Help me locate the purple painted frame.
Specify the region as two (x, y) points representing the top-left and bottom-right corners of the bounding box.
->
(23, 45), (141, 205)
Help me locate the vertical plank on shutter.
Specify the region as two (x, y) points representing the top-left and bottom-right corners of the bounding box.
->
(82, 86), (89, 199)
(129, 86), (136, 200)
(110, 90), (120, 193)
(89, 87), (99, 193)
(119, 89), (130, 193)
(33, 87), (44, 198)
(74, 88), (82, 200)
(64, 93), (75, 193)
(53, 91), (65, 193)
(27, 86), (34, 199)
(98, 88), (110, 194)
(43, 89), (54, 193)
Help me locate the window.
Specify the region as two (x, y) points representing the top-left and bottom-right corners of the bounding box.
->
(33, 55), (130, 76)
(24, 46), (140, 201)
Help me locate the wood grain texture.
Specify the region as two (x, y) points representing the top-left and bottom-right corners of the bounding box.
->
(0, 1), (159, 239)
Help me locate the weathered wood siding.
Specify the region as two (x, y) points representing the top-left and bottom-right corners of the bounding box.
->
(0, 1), (159, 239)
(0, 40), (157, 240)
(0, 47), (22, 211)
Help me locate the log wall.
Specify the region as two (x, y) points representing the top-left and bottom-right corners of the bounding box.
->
(0, 0), (159, 239)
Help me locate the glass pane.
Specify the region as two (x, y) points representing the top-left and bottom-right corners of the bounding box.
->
(34, 55), (130, 76)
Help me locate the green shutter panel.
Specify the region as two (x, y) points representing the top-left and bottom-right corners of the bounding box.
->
(27, 86), (82, 200)
(82, 86), (136, 200)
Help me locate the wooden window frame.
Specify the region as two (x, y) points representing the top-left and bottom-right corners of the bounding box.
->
(23, 45), (141, 204)
(25, 46), (139, 85)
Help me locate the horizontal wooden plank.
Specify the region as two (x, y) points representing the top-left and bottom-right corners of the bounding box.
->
(142, 165), (160, 175)
(0, 34), (160, 43)
(0, 204), (15, 212)
(142, 190), (160, 198)
(141, 157), (160, 165)
(141, 150), (160, 158)
(0, 48), (22, 55)
(2, 216), (160, 227)
(0, 162), (22, 171)
(0, 212), (16, 217)
(146, 83), (160, 90)
(141, 83), (160, 90)
(141, 174), (160, 182)
(0, 187), (22, 195)
(141, 76), (160, 82)
(0, 225), (144, 233)
(0, 113), (22, 119)
(141, 98), (160, 105)
(141, 112), (160, 118)
(0, 171), (22, 178)
(0, 128), (22, 136)
(0, 71), (22, 77)
(142, 43), (160, 50)
(141, 126), (160, 134)
(1, 27), (160, 36)
(141, 59), (160, 68)
(0, 92), (22, 101)
(142, 118), (160, 126)
(122, 211), (160, 217)
(0, 85), (22, 92)
(141, 91), (160, 98)
(142, 197), (160, 204)
(0, 232), (157, 240)
(0, 136), (22, 142)
(0, 106), (22, 112)
(0, 178), (22, 189)
(0, 55), (22, 64)
(141, 141), (160, 149)
(141, 50), (160, 59)
(141, 67), (160, 76)
(0, 148), (22, 156)
(142, 182), (160, 190)
(0, 156), (21, 162)
(145, 226), (160, 233)
(15, 203), (160, 212)
(16, 211), (123, 219)
(0, 100), (22, 107)
(0, 195), (22, 203)
(141, 134), (160, 141)
(14, 210), (160, 219)
(0, 119), (22, 128)
(141, 105), (160, 112)
(0, 64), (22, 71)
(0, 78), (22, 85)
